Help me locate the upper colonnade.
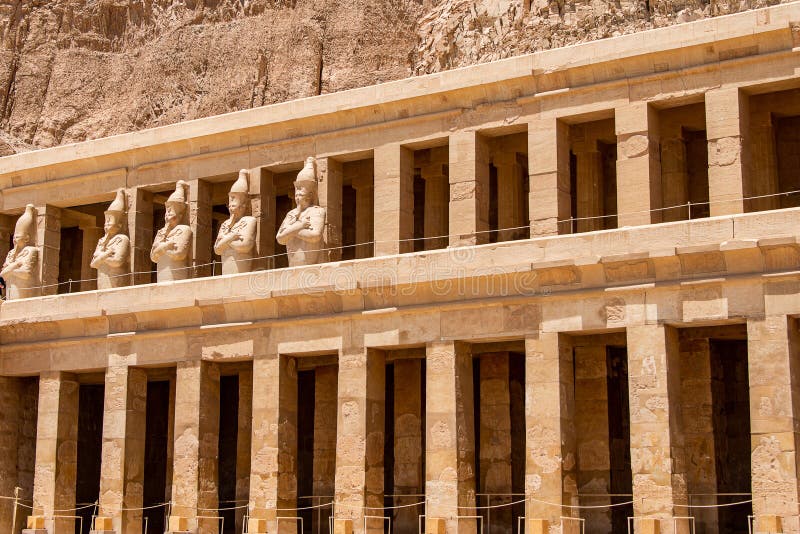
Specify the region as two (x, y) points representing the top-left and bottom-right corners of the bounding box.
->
(0, 4), (796, 297)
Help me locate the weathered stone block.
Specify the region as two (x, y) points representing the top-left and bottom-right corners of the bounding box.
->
(757, 515), (783, 533)
(333, 518), (353, 534)
(167, 515), (188, 532)
(526, 519), (549, 534)
(638, 518), (660, 534)
(27, 516), (46, 529)
(93, 516), (114, 531)
(248, 518), (267, 534)
(425, 517), (446, 534)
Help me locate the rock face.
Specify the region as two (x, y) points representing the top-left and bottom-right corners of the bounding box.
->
(0, 0), (788, 153)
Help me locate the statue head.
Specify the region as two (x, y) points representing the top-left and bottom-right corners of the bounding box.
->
(228, 169), (250, 218)
(13, 204), (35, 249)
(104, 189), (126, 237)
(293, 157), (317, 210)
(164, 181), (188, 226)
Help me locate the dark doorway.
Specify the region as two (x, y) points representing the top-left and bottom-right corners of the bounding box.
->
(607, 346), (633, 534)
(143, 381), (170, 534)
(710, 339), (752, 533)
(218, 375), (239, 533)
(75, 384), (104, 534)
(297, 370), (315, 534)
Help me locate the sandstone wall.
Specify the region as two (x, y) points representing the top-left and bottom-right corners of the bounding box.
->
(0, 0), (789, 155)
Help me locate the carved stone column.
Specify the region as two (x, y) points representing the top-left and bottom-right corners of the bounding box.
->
(248, 354), (298, 534)
(626, 324), (688, 533)
(747, 316), (800, 533)
(524, 333), (577, 529)
(168, 361), (220, 534)
(97, 366), (148, 534)
(333, 348), (385, 534)
(425, 341), (477, 534)
(31, 372), (79, 534)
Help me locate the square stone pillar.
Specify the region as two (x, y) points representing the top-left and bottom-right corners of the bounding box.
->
(36, 205), (61, 296)
(374, 144), (414, 256)
(478, 353), (513, 533)
(97, 366), (147, 534)
(616, 103), (662, 227)
(318, 157), (343, 262)
(169, 361), (220, 534)
(236, 369), (253, 534)
(314, 365), (338, 529)
(333, 348), (385, 534)
(494, 153), (527, 242)
(678, 338), (718, 532)
(524, 333), (576, 526)
(747, 316), (800, 532)
(420, 163), (449, 251)
(80, 222), (103, 292)
(249, 168), (276, 271)
(31, 372), (79, 534)
(425, 341), (477, 534)
(393, 359), (423, 533)
(449, 131), (490, 247)
(13, 380), (37, 534)
(626, 324), (687, 531)
(126, 187), (154, 285)
(188, 179), (212, 278)
(529, 117), (571, 237)
(248, 354), (298, 533)
(706, 88), (749, 216)
(352, 172), (374, 259)
(573, 345), (611, 532)
(0, 377), (23, 532)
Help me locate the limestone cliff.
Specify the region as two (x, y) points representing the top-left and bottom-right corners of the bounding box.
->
(0, 0), (788, 154)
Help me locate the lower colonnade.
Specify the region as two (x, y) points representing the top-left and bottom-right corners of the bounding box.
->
(2, 322), (796, 534)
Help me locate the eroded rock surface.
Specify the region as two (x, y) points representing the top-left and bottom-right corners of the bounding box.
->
(0, 0), (787, 153)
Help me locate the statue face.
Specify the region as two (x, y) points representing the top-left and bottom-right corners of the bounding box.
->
(228, 193), (246, 216)
(165, 203), (183, 225)
(104, 213), (121, 235)
(12, 233), (29, 249)
(294, 186), (314, 209)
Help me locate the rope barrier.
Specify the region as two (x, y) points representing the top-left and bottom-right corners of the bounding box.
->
(118, 502), (170, 512)
(675, 499), (753, 509)
(0, 493), (768, 516)
(20, 187), (800, 294)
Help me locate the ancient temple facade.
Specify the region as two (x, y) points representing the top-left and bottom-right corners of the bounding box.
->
(1, 4), (800, 534)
